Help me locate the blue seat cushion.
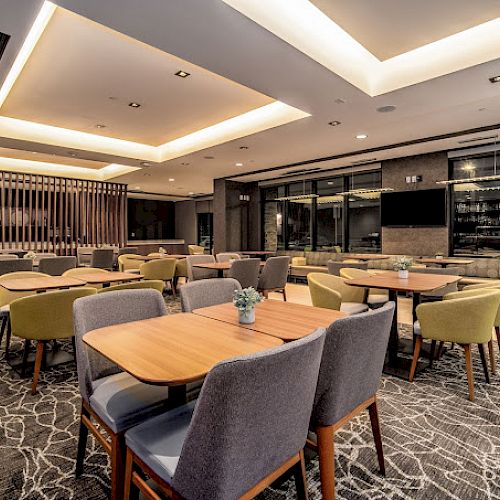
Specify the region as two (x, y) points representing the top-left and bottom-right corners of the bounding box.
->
(90, 372), (170, 434)
(125, 400), (196, 484)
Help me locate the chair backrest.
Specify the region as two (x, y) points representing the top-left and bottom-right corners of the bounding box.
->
(77, 246), (96, 266)
(257, 256), (290, 290)
(327, 260), (368, 276)
(97, 280), (165, 294)
(339, 267), (371, 280)
(0, 259), (33, 276)
(139, 258), (177, 281)
(38, 256), (77, 276)
(118, 254), (139, 272)
(186, 255), (216, 281)
(90, 248), (114, 269)
(445, 287), (500, 327)
(0, 271), (50, 307)
(33, 253), (57, 266)
(229, 259), (261, 289)
(216, 253), (241, 263)
(308, 272), (366, 310)
(311, 303), (395, 427)
(73, 289), (168, 402)
(0, 254), (18, 260)
(63, 267), (109, 277)
(10, 288), (97, 342)
(410, 266), (461, 296)
(188, 244), (205, 255)
(118, 247), (139, 256)
(180, 278), (241, 312)
(172, 328), (326, 500)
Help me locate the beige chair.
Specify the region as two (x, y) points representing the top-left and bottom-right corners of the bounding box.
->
(118, 255), (140, 273)
(216, 253), (241, 263)
(139, 259), (177, 297)
(188, 244), (205, 255)
(339, 267), (389, 308)
(308, 272), (369, 314)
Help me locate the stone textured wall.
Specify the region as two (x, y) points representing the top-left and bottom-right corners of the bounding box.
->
(264, 202), (278, 251)
(381, 152), (449, 256)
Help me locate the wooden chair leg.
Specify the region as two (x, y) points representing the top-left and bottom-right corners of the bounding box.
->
(110, 434), (127, 500)
(0, 316), (6, 347)
(316, 425), (335, 500)
(436, 341), (445, 360)
(293, 450), (308, 500)
(75, 405), (90, 477)
(463, 344), (475, 401)
(478, 343), (490, 383)
(282, 288), (287, 302)
(496, 326), (500, 350)
(409, 335), (423, 382)
(429, 340), (437, 368)
(368, 398), (385, 476)
(488, 339), (496, 375)
(124, 449), (139, 500)
(31, 341), (44, 395)
(170, 280), (176, 298)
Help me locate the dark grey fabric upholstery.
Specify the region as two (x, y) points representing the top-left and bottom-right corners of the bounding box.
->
(73, 289), (167, 403)
(0, 255), (18, 261)
(257, 256), (290, 290)
(180, 278), (241, 312)
(90, 249), (114, 269)
(38, 256), (77, 276)
(126, 328), (326, 500)
(0, 259), (33, 275)
(311, 302), (395, 428)
(410, 266), (460, 298)
(228, 258), (260, 289)
(327, 260), (368, 276)
(186, 255), (218, 281)
(118, 247), (139, 256)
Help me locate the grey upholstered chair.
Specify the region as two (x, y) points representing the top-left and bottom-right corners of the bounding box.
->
(90, 248), (114, 270)
(410, 266), (461, 300)
(327, 260), (368, 276)
(124, 328), (326, 500)
(0, 259), (33, 275)
(186, 254), (217, 281)
(257, 256), (290, 300)
(76, 246), (96, 267)
(228, 258), (261, 289)
(0, 254), (18, 261)
(216, 252), (241, 263)
(180, 277), (242, 312)
(309, 302), (395, 500)
(33, 253), (57, 267)
(38, 256), (77, 276)
(118, 246), (139, 256)
(73, 289), (170, 500)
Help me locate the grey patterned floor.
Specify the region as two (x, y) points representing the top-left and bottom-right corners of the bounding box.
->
(1, 297), (500, 499)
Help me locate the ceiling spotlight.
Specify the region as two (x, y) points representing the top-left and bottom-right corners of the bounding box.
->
(356, 134), (368, 139)
(204, 156), (215, 160)
(181, 162), (190, 166)
(168, 178), (175, 182)
(95, 124), (106, 129)
(376, 105), (396, 113)
(328, 120), (341, 127)
(489, 75), (500, 83)
(334, 98), (346, 104)
(235, 162), (243, 167)
(239, 146), (249, 150)
(175, 70), (190, 78)
(140, 161), (151, 167)
(129, 102), (141, 108)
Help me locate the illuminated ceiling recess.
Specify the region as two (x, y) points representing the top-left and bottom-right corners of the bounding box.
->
(221, 0), (500, 96)
(0, 1), (310, 179)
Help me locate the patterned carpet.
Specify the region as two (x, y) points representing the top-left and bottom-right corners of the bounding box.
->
(1, 297), (500, 499)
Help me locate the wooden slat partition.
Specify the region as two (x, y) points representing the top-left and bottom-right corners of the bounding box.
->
(0, 171), (127, 254)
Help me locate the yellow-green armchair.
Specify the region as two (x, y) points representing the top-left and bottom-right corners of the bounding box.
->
(97, 280), (165, 294)
(410, 289), (500, 401)
(339, 267), (389, 308)
(139, 258), (177, 297)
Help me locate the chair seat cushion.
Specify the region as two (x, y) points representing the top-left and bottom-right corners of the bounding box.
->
(125, 400), (196, 484)
(90, 372), (169, 433)
(340, 302), (369, 315)
(367, 294), (388, 305)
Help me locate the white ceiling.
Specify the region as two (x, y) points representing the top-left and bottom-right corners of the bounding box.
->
(0, 0), (499, 196)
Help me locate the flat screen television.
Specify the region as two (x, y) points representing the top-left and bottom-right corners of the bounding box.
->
(128, 199), (175, 240)
(380, 188), (446, 227)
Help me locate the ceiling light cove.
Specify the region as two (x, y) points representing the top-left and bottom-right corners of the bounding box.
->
(222, 0), (500, 96)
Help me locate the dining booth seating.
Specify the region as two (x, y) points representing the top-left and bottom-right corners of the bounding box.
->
(309, 302), (395, 500)
(123, 328), (326, 500)
(180, 278), (241, 312)
(10, 287), (96, 394)
(327, 260), (368, 276)
(38, 256), (77, 276)
(186, 255), (218, 281)
(257, 256), (290, 300)
(228, 258), (261, 289)
(0, 258), (33, 276)
(73, 289), (170, 500)
(90, 249), (114, 270)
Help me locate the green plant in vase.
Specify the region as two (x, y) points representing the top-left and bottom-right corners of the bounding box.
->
(393, 256), (412, 279)
(233, 287), (264, 324)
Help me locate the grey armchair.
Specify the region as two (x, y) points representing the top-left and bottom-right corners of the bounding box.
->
(0, 259), (33, 275)
(38, 256), (77, 276)
(228, 258), (261, 289)
(186, 255), (217, 281)
(327, 260), (368, 276)
(257, 256), (290, 300)
(124, 327), (326, 500)
(118, 247), (139, 256)
(180, 278), (241, 312)
(90, 248), (114, 270)
(73, 289), (170, 500)
(309, 302), (395, 500)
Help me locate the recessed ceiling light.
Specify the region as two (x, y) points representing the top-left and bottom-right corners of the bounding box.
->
(356, 134), (368, 139)
(334, 98), (346, 104)
(327, 181), (334, 185)
(175, 70), (190, 78)
(376, 105), (396, 113)
(239, 146), (249, 150)
(204, 156), (215, 160)
(328, 120), (341, 127)
(181, 162), (190, 166)
(140, 161), (151, 167)
(489, 75), (500, 83)
(128, 102), (141, 108)
(95, 124), (106, 129)
(235, 162), (243, 167)
(143, 173), (151, 177)
(168, 178), (175, 182)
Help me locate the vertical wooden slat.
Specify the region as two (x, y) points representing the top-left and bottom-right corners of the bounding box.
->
(58, 177), (63, 255)
(7, 173), (12, 248)
(0, 172), (4, 249)
(28, 175), (32, 250)
(34, 175), (39, 252)
(14, 174), (19, 249)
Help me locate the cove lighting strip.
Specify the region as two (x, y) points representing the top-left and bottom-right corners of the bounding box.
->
(337, 188), (394, 196)
(437, 175), (500, 185)
(275, 193), (319, 201)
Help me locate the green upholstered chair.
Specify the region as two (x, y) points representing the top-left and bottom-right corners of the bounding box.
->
(188, 244), (205, 255)
(9, 287), (96, 394)
(139, 259), (177, 297)
(174, 258), (188, 284)
(410, 289), (500, 401)
(97, 280), (165, 294)
(117, 255), (140, 273)
(308, 272), (369, 314)
(339, 267), (389, 308)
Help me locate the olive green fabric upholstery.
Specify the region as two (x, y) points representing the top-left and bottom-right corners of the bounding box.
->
(10, 288), (96, 341)
(118, 255), (140, 273)
(339, 268), (389, 307)
(0, 271), (51, 308)
(63, 268), (110, 277)
(174, 258), (188, 278)
(188, 245), (204, 255)
(139, 259), (176, 281)
(97, 280), (164, 294)
(464, 281), (500, 291)
(445, 288), (500, 327)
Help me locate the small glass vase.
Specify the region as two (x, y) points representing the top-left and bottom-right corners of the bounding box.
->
(398, 269), (409, 279)
(239, 308), (255, 324)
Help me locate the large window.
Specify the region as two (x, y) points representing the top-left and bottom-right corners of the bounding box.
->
(286, 182), (313, 250)
(317, 178), (343, 251)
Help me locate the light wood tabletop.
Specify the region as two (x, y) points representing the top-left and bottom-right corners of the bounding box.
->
(125, 254), (188, 261)
(345, 270), (460, 293)
(193, 261), (265, 271)
(75, 272), (143, 285)
(83, 314), (283, 386)
(237, 251), (275, 256)
(193, 300), (346, 341)
(0, 276), (85, 292)
(343, 254), (390, 261)
(415, 258), (474, 267)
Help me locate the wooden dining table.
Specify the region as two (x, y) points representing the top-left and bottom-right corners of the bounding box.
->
(345, 270), (461, 379)
(193, 261), (265, 278)
(84, 313), (283, 406)
(125, 254), (188, 261)
(74, 271), (143, 287)
(193, 300), (346, 341)
(343, 254), (390, 262)
(0, 276), (85, 293)
(415, 257), (474, 268)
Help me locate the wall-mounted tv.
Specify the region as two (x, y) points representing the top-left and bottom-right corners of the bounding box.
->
(381, 188), (447, 227)
(128, 199), (175, 240)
